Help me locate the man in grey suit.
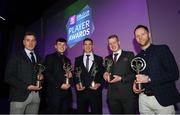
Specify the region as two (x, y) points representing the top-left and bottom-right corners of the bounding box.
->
(5, 32), (43, 114)
(103, 35), (136, 114)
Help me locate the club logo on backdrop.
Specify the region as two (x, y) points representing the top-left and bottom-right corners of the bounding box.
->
(66, 5), (94, 48)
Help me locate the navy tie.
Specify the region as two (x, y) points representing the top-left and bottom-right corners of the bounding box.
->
(86, 55), (90, 71)
(30, 52), (35, 64)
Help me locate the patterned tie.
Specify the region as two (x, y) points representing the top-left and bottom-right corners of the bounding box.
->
(113, 53), (118, 63)
(30, 52), (35, 64)
(86, 54), (90, 71)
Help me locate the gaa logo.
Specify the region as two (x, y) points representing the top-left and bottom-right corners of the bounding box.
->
(69, 15), (76, 25)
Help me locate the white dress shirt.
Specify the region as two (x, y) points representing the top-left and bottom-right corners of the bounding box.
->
(112, 49), (122, 62)
(24, 48), (37, 63)
(83, 52), (94, 72)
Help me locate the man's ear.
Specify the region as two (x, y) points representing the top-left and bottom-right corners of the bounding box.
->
(54, 45), (57, 49)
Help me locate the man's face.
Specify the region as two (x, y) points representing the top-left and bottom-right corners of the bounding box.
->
(23, 35), (36, 51)
(108, 37), (120, 52)
(135, 28), (150, 47)
(55, 42), (67, 53)
(83, 40), (93, 53)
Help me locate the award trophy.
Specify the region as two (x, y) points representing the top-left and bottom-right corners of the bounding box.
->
(36, 64), (45, 88)
(75, 67), (83, 88)
(131, 57), (146, 90)
(63, 62), (72, 85)
(103, 58), (113, 81)
(90, 62), (98, 87)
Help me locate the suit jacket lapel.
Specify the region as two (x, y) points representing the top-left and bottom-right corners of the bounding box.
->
(22, 50), (32, 64)
(116, 51), (125, 63)
(79, 55), (87, 71)
(89, 55), (95, 73)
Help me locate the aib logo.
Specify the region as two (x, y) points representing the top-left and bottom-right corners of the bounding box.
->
(69, 15), (76, 25)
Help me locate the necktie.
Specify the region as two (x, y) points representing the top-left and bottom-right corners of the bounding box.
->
(113, 53), (118, 63)
(30, 52), (35, 64)
(86, 55), (90, 71)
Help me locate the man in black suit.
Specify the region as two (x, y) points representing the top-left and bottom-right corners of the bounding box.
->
(5, 32), (43, 114)
(74, 38), (104, 114)
(44, 38), (72, 114)
(103, 34), (136, 114)
(133, 25), (180, 114)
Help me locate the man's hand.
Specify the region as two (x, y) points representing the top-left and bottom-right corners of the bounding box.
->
(103, 72), (110, 82)
(133, 80), (144, 94)
(37, 74), (44, 80)
(61, 83), (71, 90)
(109, 75), (122, 83)
(27, 85), (42, 91)
(76, 84), (85, 91)
(136, 74), (150, 83)
(64, 71), (72, 78)
(90, 83), (101, 90)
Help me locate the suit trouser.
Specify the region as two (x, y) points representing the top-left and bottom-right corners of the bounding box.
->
(139, 93), (175, 115)
(108, 94), (136, 114)
(46, 94), (72, 114)
(77, 89), (102, 114)
(10, 91), (40, 114)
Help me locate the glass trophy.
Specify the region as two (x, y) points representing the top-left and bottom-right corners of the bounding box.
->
(36, 64), (45, 88)
(75, 67), (83, 89)
(63, 62), (72, 85)
(90, 62), (98, 87)
(131, 57), (146, 90)
(103, 58), (113, 81)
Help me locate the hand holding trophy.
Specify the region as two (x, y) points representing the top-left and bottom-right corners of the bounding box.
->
(131, 57), (146, 90)
(36, 64), (45, 88)
(103, 58), (113, 82)
(90, 62), (98, 87)
(75, 67), (83, 89)
(63, 62), (72, 85)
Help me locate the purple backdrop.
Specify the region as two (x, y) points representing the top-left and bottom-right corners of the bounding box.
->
(42, 0), (149, 113)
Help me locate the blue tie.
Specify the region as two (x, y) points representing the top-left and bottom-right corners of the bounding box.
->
(30, 52), (35, 64)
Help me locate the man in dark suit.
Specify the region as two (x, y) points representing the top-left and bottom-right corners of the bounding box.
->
(74, 38), (104, 114)
(5, 32), (43, 114)
(44, 38), (72, 114)
(103, 34), (136, 114)
(133, 25), (180, 114)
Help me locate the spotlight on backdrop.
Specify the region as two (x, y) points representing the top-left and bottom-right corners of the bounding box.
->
(0, 16), (6, 21)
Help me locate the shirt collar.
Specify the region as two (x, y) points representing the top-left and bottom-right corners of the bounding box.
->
(24, 48), (34, 55)
(113, 49), (122, 55)
(84, 52), (93, 57)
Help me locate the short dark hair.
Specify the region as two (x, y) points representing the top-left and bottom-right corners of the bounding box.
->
(24, 31), (36, 39)
(134, 25), (149, 34)
(83, 38), (93, 44)
(108, 34), (119, 41)
(55, 38), (67, 44)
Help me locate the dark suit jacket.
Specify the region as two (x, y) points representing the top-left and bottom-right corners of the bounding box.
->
(137, 44), (180, 106)
(106, 51), (135, 98)
(74, 54), (104, 92)
(5, 50), (42, 102)
(44, 52), (72, 98)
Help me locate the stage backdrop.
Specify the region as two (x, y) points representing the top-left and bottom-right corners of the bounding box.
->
(42, 0), (150, 113)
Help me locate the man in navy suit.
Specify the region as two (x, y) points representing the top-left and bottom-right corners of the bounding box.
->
(5, 32), (43, 114)
(74, 38), (104, 114)
(133, 25), (180, 114)
(103, 35), (136, 114)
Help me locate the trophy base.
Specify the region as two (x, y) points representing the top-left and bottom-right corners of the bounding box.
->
(65, 78), (69, 85)
(36, 81), (41, 88)
(135, 83), (142, 90)
(91, 81), (95, 87)
(79, 82), (83, 89)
